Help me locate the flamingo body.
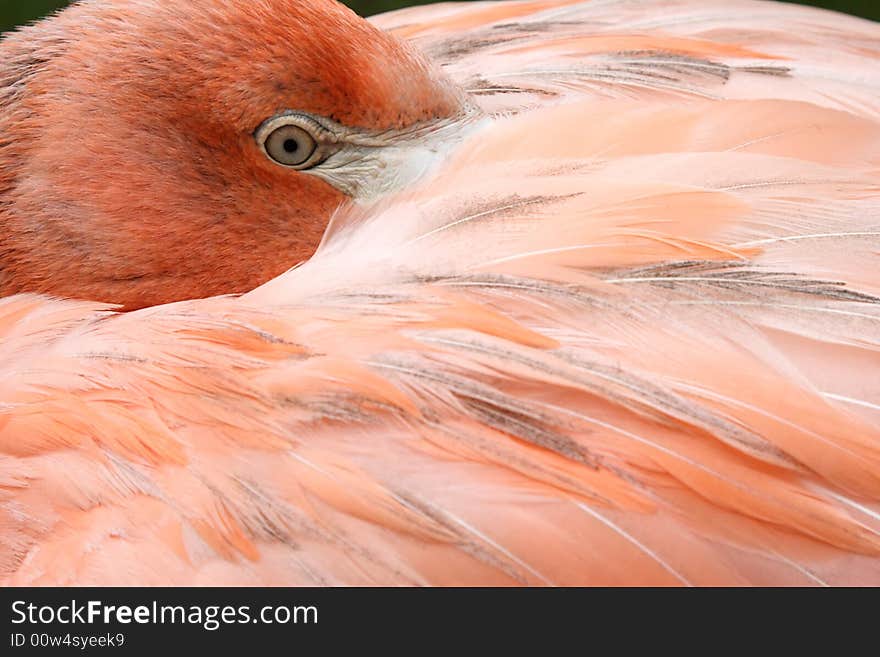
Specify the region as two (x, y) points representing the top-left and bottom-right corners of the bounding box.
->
(1, 0), (880, 586)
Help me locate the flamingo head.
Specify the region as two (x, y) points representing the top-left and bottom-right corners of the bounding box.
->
(0, 0), (476, 309)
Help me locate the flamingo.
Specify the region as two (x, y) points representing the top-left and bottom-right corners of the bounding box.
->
(1, 0), (879, 586)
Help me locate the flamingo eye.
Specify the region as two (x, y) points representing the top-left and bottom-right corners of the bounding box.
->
(255, 114), (330, 169)
(262, 123), (318, 168)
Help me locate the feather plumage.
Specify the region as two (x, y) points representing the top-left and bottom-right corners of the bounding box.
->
(2, 0), (880, 585)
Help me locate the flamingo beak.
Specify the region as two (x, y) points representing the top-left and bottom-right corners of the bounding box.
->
(303, 107), (490, 202)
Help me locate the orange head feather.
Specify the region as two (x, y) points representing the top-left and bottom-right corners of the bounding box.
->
(0, 0), (471, 309)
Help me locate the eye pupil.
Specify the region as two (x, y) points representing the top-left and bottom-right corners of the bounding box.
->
(283, 139), (298, 153)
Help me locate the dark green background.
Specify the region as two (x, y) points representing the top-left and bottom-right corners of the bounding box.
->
(0, 0), (877, 34)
